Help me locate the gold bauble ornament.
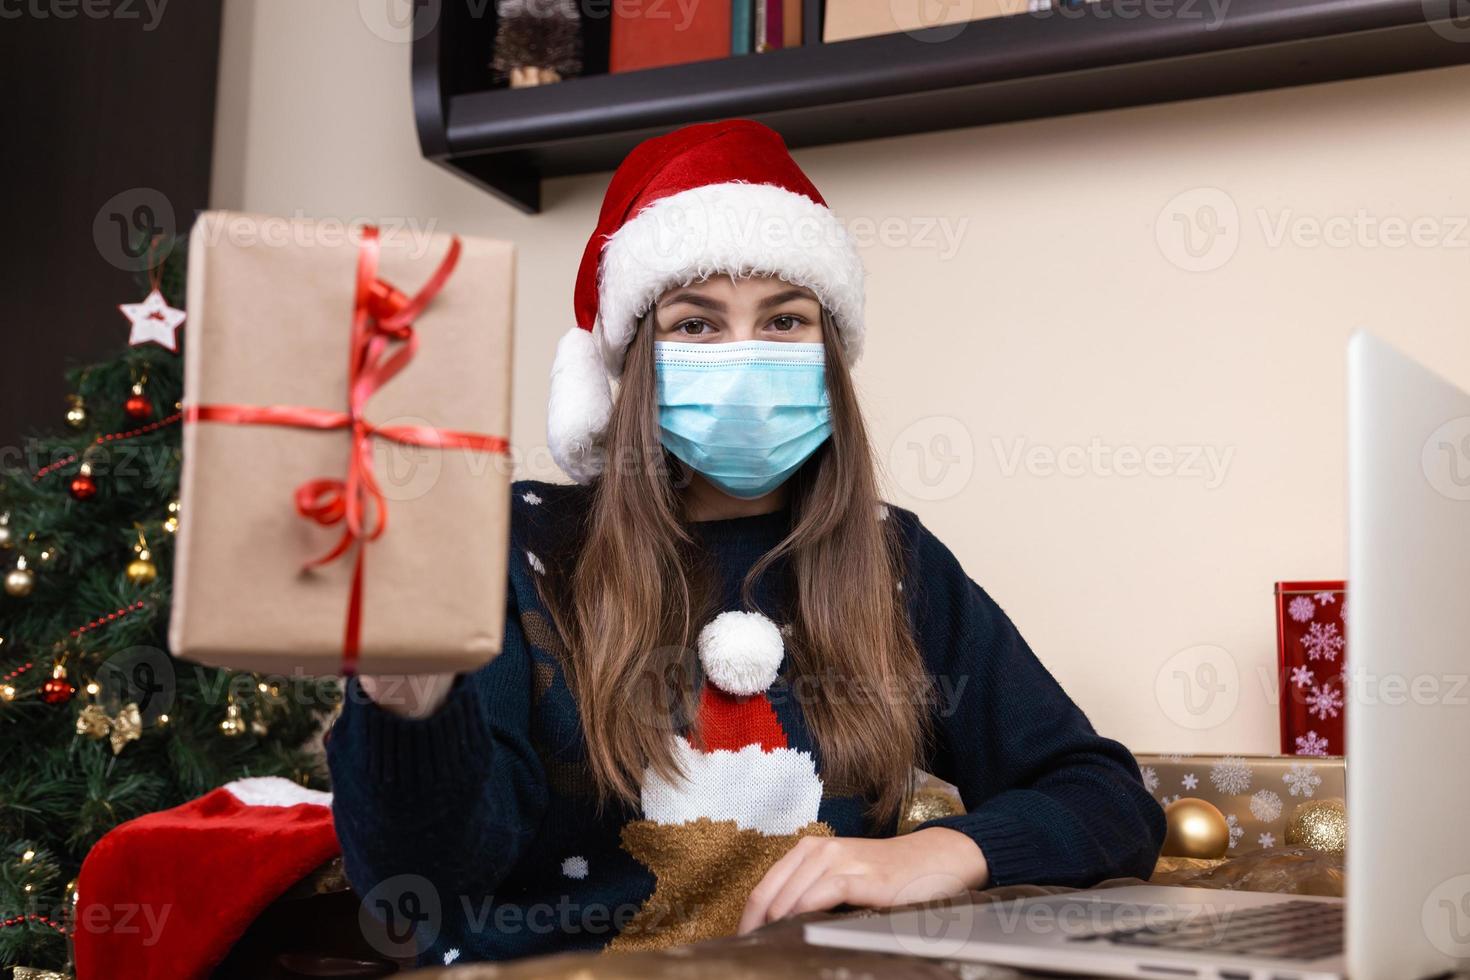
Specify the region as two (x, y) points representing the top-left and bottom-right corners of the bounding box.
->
(897, 787), (964, 834)
(1162, 797), (1231, 859)
(126, 555), (158, 585)
(1284, 797), (1347, 855)
(5, 560), (35, 597)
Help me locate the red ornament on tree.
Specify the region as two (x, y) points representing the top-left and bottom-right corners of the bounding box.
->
(41, 664), (76, 705)
(124, 392), (154, 421)
(69, 464), (98, 501)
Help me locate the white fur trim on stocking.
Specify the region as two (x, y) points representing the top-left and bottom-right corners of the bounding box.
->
(547, 325), (614, 483)
(224, 776), (332, 808)
(595, 181), (865, 378)
(698, 610), (784, 696)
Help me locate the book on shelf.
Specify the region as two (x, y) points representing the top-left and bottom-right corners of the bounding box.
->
(823, 0), (1029, 43)
(733, 0), (753, 53)
(609, 0), (733, 72)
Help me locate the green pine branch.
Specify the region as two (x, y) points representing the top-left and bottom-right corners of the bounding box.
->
(0, 235), (338, 973)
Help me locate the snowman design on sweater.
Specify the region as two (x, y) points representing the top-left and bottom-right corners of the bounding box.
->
(608, 610), (834, 951)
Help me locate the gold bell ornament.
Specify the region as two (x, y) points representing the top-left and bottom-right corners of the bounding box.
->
(220, 697), (245, 737)
(126, 526), (157, 585)
(65, 392), (88, 429)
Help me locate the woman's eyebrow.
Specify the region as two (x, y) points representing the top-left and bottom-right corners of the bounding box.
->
(757, 288), (818, 310)
(660, 292), (726, 311)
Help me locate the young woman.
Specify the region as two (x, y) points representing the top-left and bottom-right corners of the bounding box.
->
(327, 120), (1165, 966)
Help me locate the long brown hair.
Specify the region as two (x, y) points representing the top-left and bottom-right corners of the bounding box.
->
(542, 308), (931, 823)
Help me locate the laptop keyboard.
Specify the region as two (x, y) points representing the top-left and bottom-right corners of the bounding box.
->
(1068, 899), (1343, 962)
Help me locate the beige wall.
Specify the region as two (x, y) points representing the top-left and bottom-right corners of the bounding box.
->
(212, 0), (1470, 755)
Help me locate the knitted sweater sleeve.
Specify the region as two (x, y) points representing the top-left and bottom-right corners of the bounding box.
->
(325, 582), (549, 904)
(900, 514), (1166, 888)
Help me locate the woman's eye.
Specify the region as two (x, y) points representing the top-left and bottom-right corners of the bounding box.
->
(768, 315), (804, 332)
(675, 318), (713, 336)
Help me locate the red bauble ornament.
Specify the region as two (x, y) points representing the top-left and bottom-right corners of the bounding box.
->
(124, 393), (154, 420)
(41, 676), (76, 705)
(69, 473), (98, 501)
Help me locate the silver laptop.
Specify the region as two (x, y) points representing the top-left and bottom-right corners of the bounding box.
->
(805, 332), (1470, 979)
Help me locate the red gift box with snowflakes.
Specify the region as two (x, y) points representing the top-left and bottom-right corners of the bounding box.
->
(1276, 580), (1346, 757)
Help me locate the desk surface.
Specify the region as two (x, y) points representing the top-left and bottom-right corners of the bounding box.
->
(408, 849), (1345, 979)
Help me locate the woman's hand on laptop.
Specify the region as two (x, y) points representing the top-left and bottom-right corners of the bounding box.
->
(738, 828), (989, 934)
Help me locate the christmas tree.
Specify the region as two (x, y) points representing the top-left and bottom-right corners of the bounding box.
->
(0, 237), (336, 974)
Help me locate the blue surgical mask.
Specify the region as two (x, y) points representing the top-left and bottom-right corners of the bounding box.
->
(654, 341), (832, 500)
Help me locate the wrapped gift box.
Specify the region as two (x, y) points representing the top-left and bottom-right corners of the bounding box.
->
(170, 211), (515, 676)
(1276, 580), (1347, 757)
(1133, 753), (1345, 854)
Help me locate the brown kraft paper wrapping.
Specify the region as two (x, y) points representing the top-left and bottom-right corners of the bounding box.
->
(169, 211), (515, 676)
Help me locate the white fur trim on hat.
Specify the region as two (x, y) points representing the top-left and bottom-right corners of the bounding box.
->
(595, 181), (865, 377)
(224, 776), (332, 808)
(697, 610), (784, 696)
(547, 325), (614, 484)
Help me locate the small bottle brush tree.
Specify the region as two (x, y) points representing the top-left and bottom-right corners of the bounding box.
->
(0, 237), (336, 973)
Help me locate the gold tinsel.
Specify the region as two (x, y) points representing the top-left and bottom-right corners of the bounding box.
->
(1285, 797), (1347, 855)
(13, 967), (69, 980)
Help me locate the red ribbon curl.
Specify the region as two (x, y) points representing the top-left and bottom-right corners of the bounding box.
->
(185, 227), (510, 675)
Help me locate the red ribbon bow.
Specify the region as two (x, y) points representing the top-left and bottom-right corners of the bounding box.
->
(186, 227), (510, 675)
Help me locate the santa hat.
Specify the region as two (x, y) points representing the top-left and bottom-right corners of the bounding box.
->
(73, 777), (339, 980)
(640, 611), (824, 835)
(548, 119), (867, 483)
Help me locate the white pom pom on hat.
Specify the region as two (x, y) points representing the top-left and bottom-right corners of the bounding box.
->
(697, 610), (784, 696)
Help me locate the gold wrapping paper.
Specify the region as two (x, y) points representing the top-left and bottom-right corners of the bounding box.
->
(170, 212), (515, 675)
(1134, 753), (1345, 855)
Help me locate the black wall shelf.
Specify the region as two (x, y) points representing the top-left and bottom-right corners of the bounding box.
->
(412, 0), (1470, 213)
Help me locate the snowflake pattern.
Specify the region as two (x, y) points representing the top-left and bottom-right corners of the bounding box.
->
(1295, 730), (1330, 756)
(526, 551), (546, 575)
(1210, 756), (1252, 796)
(562, 855), (589, 879)
(1288, 596), (1317, 622)
(1225, 813), (1244, 849)
(1249, 789), (1283, 822)
(1181, 773), (1198, 791)
(1258, 832), (1276, 848)
(1283, 763), (1323, 798)
(1140, 766), (1160, 793)
(443, 949), (461, 965)
(1305, 683), (1344, 720)
(1290, 665), (1315, 689)
(1160, 793), (1181, 806)
(1301, 621), (1344, 662)
(1314, 592), (1338, 606)
(521, 490), (543, 506)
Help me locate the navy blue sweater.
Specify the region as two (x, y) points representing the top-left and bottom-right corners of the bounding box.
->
(326, 481), (1164, 966)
